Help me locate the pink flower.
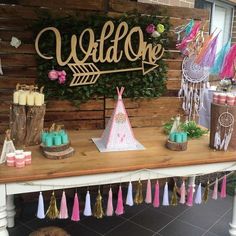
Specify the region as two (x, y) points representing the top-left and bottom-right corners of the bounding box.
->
(58, 75), (66, 84)
(48, 70), (58, 80)
(146, 24), (155, 34)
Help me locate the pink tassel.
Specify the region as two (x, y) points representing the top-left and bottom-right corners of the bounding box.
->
(186, 185), (194, 207)
(106, 187), (114, 216)
(71, 192), (80, 221)
(59, 191), (68, 219)
(220, 44), (236, 78)
(115, 185), (124, 215)
(220, 175), (227, 199)
(179, 181), (186, 204)
(212, 178), (218, 200)
(145, 179), (152, 204)
(153, 180), (160, 208)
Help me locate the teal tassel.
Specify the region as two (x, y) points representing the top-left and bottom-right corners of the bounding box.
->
(185, 19), (194, 36)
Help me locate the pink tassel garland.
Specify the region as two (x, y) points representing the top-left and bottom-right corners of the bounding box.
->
(106, 188), (114, 216)
(59, 191), (68, 219)
(115, 185), (124, 215)
(179, 181), (186, 204)
(71, 192), (80, 221)
(145, 179), (152, 204)
(220, 175), (227, 199)
(186, 185), (194, 207)
(212, 178), (218, 200)
(153, 180), (160, 208)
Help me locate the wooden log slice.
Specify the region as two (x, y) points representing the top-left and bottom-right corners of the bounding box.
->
(165, 139), (188, 151)
(42, 147), (75, 160)
(40, 142), (71, 152)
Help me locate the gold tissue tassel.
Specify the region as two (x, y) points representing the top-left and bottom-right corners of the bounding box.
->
(46, 191), (59, 219)
(171, 182), (178, 206)
(203, 180), (209, 203)
(134, 179), (143, 204)
(93, 189), (104, 219)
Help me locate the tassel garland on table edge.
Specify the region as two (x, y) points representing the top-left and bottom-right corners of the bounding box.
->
(126, 181), (134, 206)
(203, 181), (209, 203)
(106, 187), (114, 216)
(186, 185), (194, 207)
(0, 58), (3, 75)
(71, 192), (80, 221)
(84, 190), (92, 216)
(59, 190), (68, 219)
(153, 180), (160, 208)
(36, 191), (45, 219)
(220, 175), (227, 199)
(145, 179), (152, 204)
(179, 181), (186, 204)
(171, 182), (178, 206)
(115, 185), (124, 215)
(212, 178), (218, 200)
(195, 183), (202, 204)
(162, 182), (169, 206)
(93, 189), (104, 219)
(46, 191), (59, 219)
(134, 179), (143, 205)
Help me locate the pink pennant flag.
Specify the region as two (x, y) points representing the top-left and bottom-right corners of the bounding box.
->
(186, 185), (194, 207)
(71, 192), (80, 221)
(153, 180), (160, 208)
(106, 188), (114, 216)
(179, 181), (186, 204)
(115, 185), (124, 215)
(220, 175), (227, 199)
(145, 179), (152, 204)
(59, 191), (68, 219)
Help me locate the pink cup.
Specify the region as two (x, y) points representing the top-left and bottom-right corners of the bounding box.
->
(23, 151), (32, 165)
(15, 154), (25, 168)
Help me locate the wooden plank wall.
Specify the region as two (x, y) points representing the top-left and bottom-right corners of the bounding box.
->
(0, 0), (209, 132)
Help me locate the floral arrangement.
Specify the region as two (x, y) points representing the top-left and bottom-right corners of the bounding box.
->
(146, 23), (165, 38)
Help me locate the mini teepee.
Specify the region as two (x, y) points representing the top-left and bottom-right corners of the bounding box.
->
(0, 130), (15, 164)
(92, 87), (144, 152)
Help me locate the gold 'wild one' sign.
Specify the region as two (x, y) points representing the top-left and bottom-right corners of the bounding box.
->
(35, 21), (165, 86)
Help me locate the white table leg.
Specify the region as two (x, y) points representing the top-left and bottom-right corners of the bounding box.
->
(6, 195), (15, 228)
(229, 188), (236, 236)
(0, 185), (8, 236)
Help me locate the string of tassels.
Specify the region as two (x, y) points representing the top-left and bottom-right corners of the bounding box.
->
(36, 174), (229, 220)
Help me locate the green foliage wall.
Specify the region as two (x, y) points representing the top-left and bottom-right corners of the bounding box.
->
(33, 13), (170, 104)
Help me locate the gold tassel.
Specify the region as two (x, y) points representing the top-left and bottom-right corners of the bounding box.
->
(134, 179), (143, 205)
(171, 182), (178, 206)
(93, 189), (104, 219)
(203, 180), (209, 203)
(46, 191), (59, 219)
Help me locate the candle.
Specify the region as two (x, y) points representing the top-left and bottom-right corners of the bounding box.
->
(23, 151), (32, 165)
(175, 133), (182, 143)
(15, 154), (25, 168)
(227, 94), (235, 106)
(61, 133), (69, 144)
(181, 132), (188, 142)
(41, 132), (48, 144)
(40, 93), (45, 105)
(218, 93), (226, 105)
(34, 92), (42, 106)
(169, 132), (176, 142)
(27, 92), (35, 106)
(54, 135), (62, 146)
(18, 91), (27, 105)
(45, 135), (53, 147)
(15, 150), (23, 155)
(6, 153), (15, 167)
(13, 90), (21, 104)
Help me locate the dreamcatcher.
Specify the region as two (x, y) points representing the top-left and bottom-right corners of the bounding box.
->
(214, 109), (234, 151)
(179, 54), (209, 120)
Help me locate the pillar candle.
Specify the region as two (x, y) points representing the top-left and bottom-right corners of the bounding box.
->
(169, 132), (176, 142)
(13, 90), (21, 104)
(27, 92), (35, 106)
(61, 133), (69, 144)
(54, 135), (62, 146)
(23, 151), (32, 165)
(40, 93), (45, 105)
(34, 92), (42, 106)
(41, 132), (48, 144)
(19, 91), (27, 105)
(175, 133), (182, 143)
(45, 135), (53, 147)
(6, 153), (15, 167)
(181, 132), (188, 142)
(15, 154), (25, 168)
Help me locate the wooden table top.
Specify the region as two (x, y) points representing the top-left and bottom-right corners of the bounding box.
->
(0, 127), (236, 184)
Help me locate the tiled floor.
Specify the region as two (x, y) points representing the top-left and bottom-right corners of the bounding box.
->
(8, 190), (233, 236)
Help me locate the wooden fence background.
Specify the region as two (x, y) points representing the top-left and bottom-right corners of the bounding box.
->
(0, 0), (209, 133)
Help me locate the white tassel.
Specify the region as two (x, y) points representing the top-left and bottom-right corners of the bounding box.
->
(126, 182), (134, 206)
(194, 183), (202, 204)
(36, 192), (45, 219)
(83, 190), (92, 216)
(162, 182), (169, 206)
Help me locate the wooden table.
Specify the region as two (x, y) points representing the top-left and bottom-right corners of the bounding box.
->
(1, 127), (236, 236)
